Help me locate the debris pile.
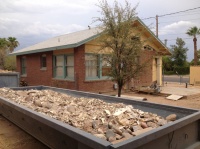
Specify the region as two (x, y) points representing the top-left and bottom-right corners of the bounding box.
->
(0, 88), (177, 144)
(0, 69), (14, 73)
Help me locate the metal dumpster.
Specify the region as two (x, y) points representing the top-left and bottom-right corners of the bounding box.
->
(0, 86), (200, 149)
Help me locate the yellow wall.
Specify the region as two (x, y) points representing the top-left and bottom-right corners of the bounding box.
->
(152, 56), (162, 85)
(190, 66), (200, 85)
(85, 40), (112, 54)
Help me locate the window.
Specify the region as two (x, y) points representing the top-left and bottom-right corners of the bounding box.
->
(53, 55), (74, 79)
(85, 54), (111, 80)
(21, 57), (26, 75)
(40, 54), (47, 69)
(102, 55), (111, 77)
(65, 55), (74, 78)
(85, 55), (98, 78)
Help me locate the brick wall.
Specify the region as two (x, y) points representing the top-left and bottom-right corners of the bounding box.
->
(74, 45), (114, 93)
(131, 50), (156, 88)
(17, 51), (53, 86)
(16, 46), (155, 93)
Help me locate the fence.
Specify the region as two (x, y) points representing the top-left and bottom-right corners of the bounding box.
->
(0, 72), (19, 87)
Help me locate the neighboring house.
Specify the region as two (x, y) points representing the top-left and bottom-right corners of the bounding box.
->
(11, 18), (171, 93)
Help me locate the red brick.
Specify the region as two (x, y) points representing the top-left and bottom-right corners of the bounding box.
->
(16, 45), (154, 93)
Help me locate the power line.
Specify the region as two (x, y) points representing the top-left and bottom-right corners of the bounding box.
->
(159, 17), (200, 24)
(141, 6), (200, 20)
(159, 6), (200, 17)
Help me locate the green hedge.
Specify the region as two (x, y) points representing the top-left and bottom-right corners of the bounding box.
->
(174, 66), (189, 75)
(163, 71), (174, 75)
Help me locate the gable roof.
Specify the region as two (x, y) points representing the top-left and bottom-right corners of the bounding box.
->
(11, 27), (102, 55)
(11, 18), (171, 56)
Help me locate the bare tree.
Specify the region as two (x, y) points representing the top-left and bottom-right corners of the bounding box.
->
(95, 0), (147, 97)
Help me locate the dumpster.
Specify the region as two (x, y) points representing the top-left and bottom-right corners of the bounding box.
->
(0, 86), (200, 149)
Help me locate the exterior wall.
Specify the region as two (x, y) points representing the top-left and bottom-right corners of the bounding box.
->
(17, 51), (53, 86)
(152, 56), (162, 85)
(190, 66), (200, 85)
(16, 46), (158, 92)
(74, 45), (114, 93)
(16, 44), (163, 93)
(128, 50), (157, 89)
(49, 45), (114, 93)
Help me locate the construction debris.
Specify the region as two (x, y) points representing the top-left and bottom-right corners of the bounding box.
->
(166, 94), (183, 101)
(0, 88), (176, 144)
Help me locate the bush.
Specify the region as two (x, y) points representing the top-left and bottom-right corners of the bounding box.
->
(163, 71), (175, 75)
(4, 56), (16, 71)
(174, 66), (189, 75)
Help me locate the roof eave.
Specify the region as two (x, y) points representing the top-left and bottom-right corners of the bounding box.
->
(136, 17), (172, 56)
(10, 32), (101, 56)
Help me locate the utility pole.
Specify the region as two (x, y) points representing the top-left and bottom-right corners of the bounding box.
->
(156, 15), (158, 37)
(164, 39), (167, 46)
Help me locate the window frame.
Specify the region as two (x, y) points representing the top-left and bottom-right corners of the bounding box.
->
(85, 54), (99, 79)
(85, 53), (111, 80)
(21, 56), (27, 76)
(64, 55), (74, 80)
(40, 54), (47, 70)
(53, 54), (74, 80)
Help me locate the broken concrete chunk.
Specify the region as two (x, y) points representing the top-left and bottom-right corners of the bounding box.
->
(166, 114), (177, 121)
(132, 127), (154, 136)
(0, 88), (175, 144)
(106, 129), (116, 139)
(140, 122), (148, 129)
(94, 134), (107, 140)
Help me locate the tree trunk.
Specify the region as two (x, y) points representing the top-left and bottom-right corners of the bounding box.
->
(117, 83), (122, 97)
(193, 37), (197, 65)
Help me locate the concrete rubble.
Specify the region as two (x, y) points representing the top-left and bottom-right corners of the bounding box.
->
(0, 88), (177, 144)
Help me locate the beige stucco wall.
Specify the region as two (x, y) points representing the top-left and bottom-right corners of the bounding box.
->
(152, 56), (162, 86)
(190, 66), (200, 85)
(85, 40), (112, 54)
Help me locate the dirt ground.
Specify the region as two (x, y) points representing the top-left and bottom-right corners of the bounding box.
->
(1, 84), (200, 149)
(124, 91), (200, 110)
(0, 116), (49, 149)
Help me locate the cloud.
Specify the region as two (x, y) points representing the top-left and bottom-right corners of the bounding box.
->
(0, 0), (96, 15)
(0, 17), (85, 37)
(159, 21), (197, 35)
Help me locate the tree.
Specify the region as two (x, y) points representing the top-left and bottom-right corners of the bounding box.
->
(162, 56), (173, 72)
(0, 38), (8, 68)
(186, 26), (200, 65)
(7, 37), (19, 53)
(171, 38), (188, 66)
(0, 37), (19, 70)
(96, 0), (146, 97)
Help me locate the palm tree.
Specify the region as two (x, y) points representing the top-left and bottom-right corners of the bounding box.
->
(186, 26), (200, 65)
(7, 37), (19, 53)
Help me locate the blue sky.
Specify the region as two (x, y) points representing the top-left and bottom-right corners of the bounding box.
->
(0, 0), (200, 61)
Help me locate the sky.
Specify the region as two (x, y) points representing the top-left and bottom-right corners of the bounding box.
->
(0, 0), (200, 61)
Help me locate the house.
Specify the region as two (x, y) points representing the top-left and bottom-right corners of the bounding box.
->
(11, 18), (171, 93)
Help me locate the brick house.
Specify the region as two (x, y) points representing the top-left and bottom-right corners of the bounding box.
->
(12, 18), (171, 93)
